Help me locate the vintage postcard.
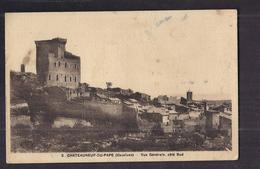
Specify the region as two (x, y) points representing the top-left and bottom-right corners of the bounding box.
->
(5, 10), (238, 163)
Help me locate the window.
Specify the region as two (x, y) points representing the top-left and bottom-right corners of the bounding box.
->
(70, 77), (72, 82)
(49, 75), (51, 80)
(54, 62), (56, 67)
(56, 74), (59, 81)
(65, 62), (67, 68)
(65, 76), (67, 82)
(58, 61), (61, 67)
(75, 76), (77, 82)
(75, 64), (77, 69)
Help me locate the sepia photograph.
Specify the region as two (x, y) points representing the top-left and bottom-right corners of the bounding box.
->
(5, 10), (238, 163)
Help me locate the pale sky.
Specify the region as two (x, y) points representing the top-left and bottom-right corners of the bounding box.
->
(5, 10), (237, 100)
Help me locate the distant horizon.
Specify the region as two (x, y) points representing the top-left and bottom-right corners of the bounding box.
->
(10, 69), (231, 100)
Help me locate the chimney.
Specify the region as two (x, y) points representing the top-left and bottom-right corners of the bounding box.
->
(21, 64), (25, 73)
(187, 90), (193, 102)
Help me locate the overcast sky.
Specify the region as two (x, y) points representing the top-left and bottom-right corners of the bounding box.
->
(5, 10), (237, 100)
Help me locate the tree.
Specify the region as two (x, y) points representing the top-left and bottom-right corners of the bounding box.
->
(106, 82), (112, 89)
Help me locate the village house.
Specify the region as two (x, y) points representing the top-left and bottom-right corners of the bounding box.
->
(140, 106), (187, 134)
(140, 107), (169, 124)
(189, 110), (202, 119)
(131, 92), (151, 102)
(168, 110), (179, 121)
(212, 104), (232, 113)
(153, 95), (178, 107)
(219, 111), (232, 137)
(84, 87), (111, 101)
(108, 87), (134, 99)
(180, 97), (188, 105)
(123, 98), (143, 110)
(175, 103), (190, 113)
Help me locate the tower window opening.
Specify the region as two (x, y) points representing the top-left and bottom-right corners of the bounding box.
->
(65, 76), (67, 82)
(56, 74), (59, 81)
(49, 74), (51, 80)
(54, 62), (56, 67)
(65, 62), (67, 68)
(58, 61), (61, 67)
(75, 76), (77, 82)
(70, 77), (72, 82)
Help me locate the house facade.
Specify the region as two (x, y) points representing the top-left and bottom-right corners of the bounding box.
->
(35, 37), (81, 89)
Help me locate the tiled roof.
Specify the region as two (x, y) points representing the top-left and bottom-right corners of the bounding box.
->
(64, 51), (80, 60)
